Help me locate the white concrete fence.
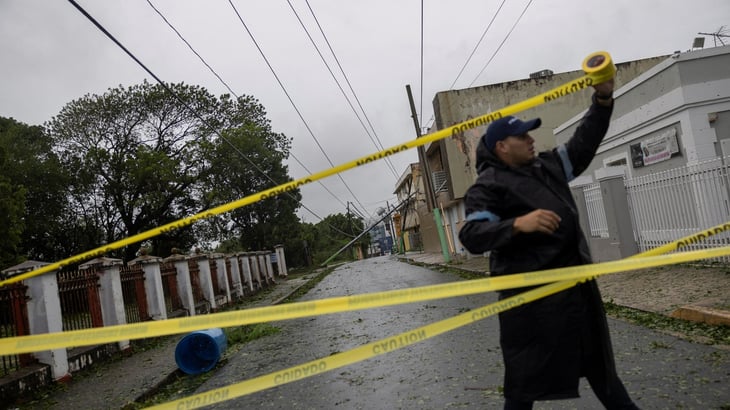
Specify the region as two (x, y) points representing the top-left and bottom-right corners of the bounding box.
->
(1, 246), (287, 381)
(572, 156), (730, 263)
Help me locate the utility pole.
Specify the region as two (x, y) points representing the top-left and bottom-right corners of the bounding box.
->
(406, 84), (450, 263)
(406, 85), (436, 211)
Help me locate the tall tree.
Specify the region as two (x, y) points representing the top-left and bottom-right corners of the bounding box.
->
(48, 81), (218, 260)
(0, 117), (70, 268)
(201, 95), (301, 253)
(46, 82), (302, 261)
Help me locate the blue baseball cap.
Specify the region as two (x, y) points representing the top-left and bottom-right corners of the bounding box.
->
(483, 116), (542, 151)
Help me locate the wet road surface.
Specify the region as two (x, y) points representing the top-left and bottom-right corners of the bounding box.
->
(192, 256), (730, 409)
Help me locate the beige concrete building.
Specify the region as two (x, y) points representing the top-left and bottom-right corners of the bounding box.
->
(416, 53), (669, 257)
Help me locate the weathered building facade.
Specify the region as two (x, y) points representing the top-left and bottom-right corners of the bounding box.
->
(418, 53), (667, 257)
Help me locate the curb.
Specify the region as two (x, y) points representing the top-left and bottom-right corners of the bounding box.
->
(671, 305), (730, 326)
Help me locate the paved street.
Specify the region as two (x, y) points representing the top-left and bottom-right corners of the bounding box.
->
(190, 256), (730, 409)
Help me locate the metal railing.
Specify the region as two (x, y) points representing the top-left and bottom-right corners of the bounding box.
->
(584, 183), (609, 238)
(580, 157), (730, 262)
(58, 269), (103, 331)
(160, 262), (183, 315)
(625, 156), (730, 260)
(0, 283), (32, 376)
(120, 264), (149, 323)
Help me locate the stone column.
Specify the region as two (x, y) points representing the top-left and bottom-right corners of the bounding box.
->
(79, 257), (129, 351)
(274, 245), (288, 277)
(263, 251), (276, 284)
(598, 170), (639, 258)
(4, 261), (69, 381)
(238, 253), (255, 293)
(226, 254), (244, 298)
(165, 254), (195, 317)
(248, 252), (262, 290)
(193, 255), (217, 310)
(129, 254), (166, 321)
(210, 253), (232, 304)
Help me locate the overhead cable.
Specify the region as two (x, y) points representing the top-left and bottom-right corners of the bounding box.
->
(288, 0), (399, 179)
(67, 0), (354, 240)
(228, 0), (372, 219)
(145, 0), (352, 217)
(145, 0), (358, 237)
(448, 0), (507, 89)
(468, 0), (534, 87)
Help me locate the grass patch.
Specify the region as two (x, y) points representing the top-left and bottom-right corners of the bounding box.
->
(280, 265), (337, 303)
(604, 301), (730, 346)
(225, 323), (280, 345)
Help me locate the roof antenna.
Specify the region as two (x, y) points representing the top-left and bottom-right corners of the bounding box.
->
(698, 25), (729, 47)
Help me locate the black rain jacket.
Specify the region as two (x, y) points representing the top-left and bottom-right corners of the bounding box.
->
(459, 94), (617, 402)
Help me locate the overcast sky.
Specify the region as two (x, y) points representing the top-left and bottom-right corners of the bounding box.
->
(1, 0), (728, 224)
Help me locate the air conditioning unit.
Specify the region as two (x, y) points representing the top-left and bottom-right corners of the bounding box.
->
(432, 171), (448, 193)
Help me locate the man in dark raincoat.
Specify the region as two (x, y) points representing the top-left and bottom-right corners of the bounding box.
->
(458, 79), (640, 410)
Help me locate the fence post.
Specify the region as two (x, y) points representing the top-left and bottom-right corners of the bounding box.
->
(237, 252), (255, 293)
(264, 251), (277, 284)
(248, 252), (263, 289)
(274, 245), (288, 277)
(258, 251), (272, 285)
(164, 254), (195, 317)
(79, 257), (129, 351)
(129, 254), (166, 321)
(226, 254), (244, 299)
(569, 176), (594, 242)
(5, 261), (70, 381)
(193, 254), (217, 311)
(210, 254), (232, 304)
(598, 170), (639, 258)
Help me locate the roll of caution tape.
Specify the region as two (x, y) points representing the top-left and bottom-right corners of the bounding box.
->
(582, 50), (616, 84)
(0, 51), (621, 288)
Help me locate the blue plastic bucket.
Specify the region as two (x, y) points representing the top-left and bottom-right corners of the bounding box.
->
(175, 328), (227, 375)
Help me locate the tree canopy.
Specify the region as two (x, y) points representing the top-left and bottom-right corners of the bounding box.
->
(0, 117), (69, 267)
(1, 81), (378, 271)
(43, 81), (301, 262)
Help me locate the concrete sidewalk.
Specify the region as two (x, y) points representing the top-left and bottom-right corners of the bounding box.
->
(398, 250), (730, 326)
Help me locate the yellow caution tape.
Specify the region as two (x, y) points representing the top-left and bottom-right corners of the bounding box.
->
(148, 221), (730, 409)
(3, 242), (730, 356)
(0, 48), (722, 409)
(148, 279), (580, 409)
(0, 51), (616, 287)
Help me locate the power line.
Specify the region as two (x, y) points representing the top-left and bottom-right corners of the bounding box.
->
(285, 0), (399, 180)
(420, 0), (424, 130)
(145, 0), (238, 97)
(145, 0), (351, 215)
(228, 0), (372, 219)
(66, 0), (356, 241)
(448, 0), (507, 90)
(143, 0), (358, 237)
(303, 0), (401, 182)
(468, 0), (534, 87)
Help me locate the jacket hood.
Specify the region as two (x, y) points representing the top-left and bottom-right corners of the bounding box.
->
(475, 138), (505, 173)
